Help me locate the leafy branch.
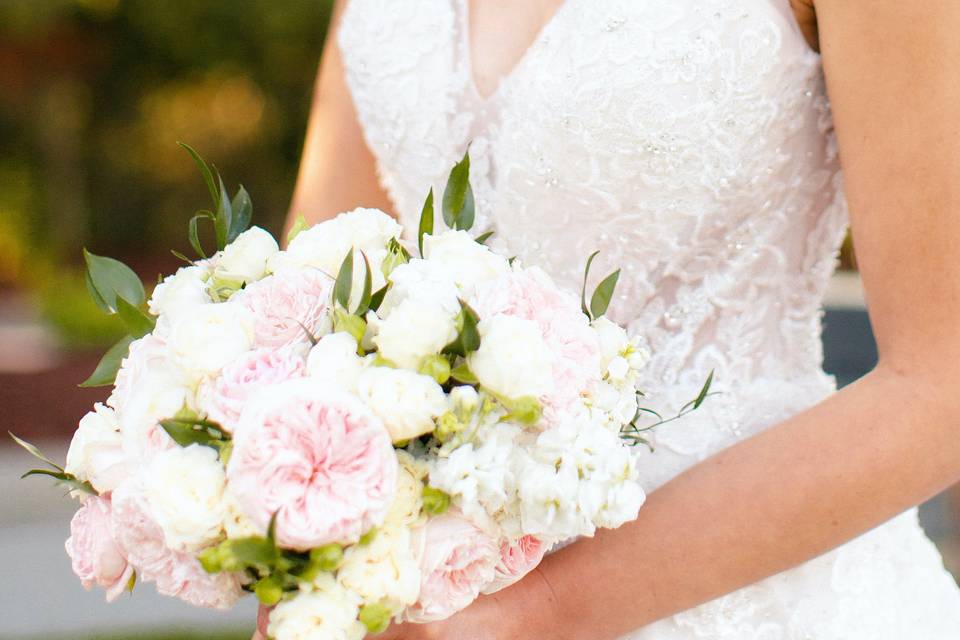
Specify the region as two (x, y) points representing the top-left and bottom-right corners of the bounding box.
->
(620, 370), (717, 448)
(8, 432), (97, 496)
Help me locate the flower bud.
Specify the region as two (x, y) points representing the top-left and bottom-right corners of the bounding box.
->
(309, 543), (344, 572)
(434, 412), (462, 443)
(359, 602), (393, 633)
(421, 486), (451, 515)
(418, 354), (451, 385)
(254, 576), (283, 606)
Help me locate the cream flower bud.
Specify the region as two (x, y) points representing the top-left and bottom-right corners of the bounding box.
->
(355, 367), (447, 441)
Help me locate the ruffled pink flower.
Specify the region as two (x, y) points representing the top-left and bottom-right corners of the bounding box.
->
(404, 514), (499, 623)
(110, 480), (242, 610)
(226, 379), (396, 550)
(481, 535), (547, 595)
(201, 348), (305, 429)
(237, 268), (333, 350)
(65, 495), (134, 602)
(471, 267), (601, 418)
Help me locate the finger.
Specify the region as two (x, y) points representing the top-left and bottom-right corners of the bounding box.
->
(257, 604), (272, 637)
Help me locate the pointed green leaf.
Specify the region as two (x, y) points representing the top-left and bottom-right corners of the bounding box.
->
(590, 268), (621, 319)
(83, 249), (145, 312)
(693, 369), (714, 410)
(228, 186), (253, 243)
(178, 142), (219, 206)
(170, 249), (194, 265)
(159, 417), (229, 449)
(188, 211), (214, 258)
(581, 251), (600, 317)
(79, 335), (134, 388)
(20, 468), (97, 496)
(84, 268), (109, 313)
(9, 432), (64, 471)
(214, 175), (233, 250)
(266, 512), (278, 545)
(449, 363), (478, 385)
(353, 252), (374, 316)
(442, 151), (475, 231)
(418, 188), (434, 256)
(287, 214), (308, 244)
(369, 285), (389, 313)
(334, 248), (354, 310)
(475, 230), (495, 245)
(116, 297), (156, 338)
(443, 299), (481, 357)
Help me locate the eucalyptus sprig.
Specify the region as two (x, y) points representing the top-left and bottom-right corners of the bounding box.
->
(9, 432), (97, 496)
(620, 370), (717, 449)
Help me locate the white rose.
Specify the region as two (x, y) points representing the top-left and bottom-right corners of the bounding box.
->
(338, 525), (421, 612)
(214, 226), (278, 284)
(148, 264), (211, 320)
(372, 298), (458, 370)
(354, 367), (447, 441)
(143, 444), (227, 551)
(168, 301), (254, 375)
(468, 315), (555, 399)
(65, 403), (131, 493)
(268, 575), (366, 640)
(385, 451), (427, 528)
(305, 332), (364, 390)
(422, 230), (510, 293)
(222, 486), (261, 539)
(378, 259), (460, 318)
(268, 208), (400, 298)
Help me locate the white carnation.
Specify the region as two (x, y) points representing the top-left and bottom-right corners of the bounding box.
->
(468, 315), (555, 399)
(143, 444), (227, 551)
(354, 367), (447, 441)
(148, 264), (211, 320)
(338, 525), (421, 612)
(214, 226), (278, 284)
(372, 298), (457, 370)
(422, 230), (510, 293)
(168, 301), (254, 375)
(305, 332), (364, 390)
(268, 575), (366, 640)
(65, 403), (130, 493)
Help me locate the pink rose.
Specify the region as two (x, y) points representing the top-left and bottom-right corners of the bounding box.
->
(200, 348), (305, 429)
(481, 535), (546, 595)
(237, 269), (333, 350)
(110, 480), (242, 610)
(227, 379), (396, 550)
(471, 268), (601, 418)
(65, 495), (134, 602)
(404, 514), (499, 623)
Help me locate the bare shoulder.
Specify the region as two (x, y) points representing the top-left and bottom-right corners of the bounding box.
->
(789, 0), (819, 52)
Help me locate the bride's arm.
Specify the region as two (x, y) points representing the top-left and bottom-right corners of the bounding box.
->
(284, 0), (392, 236)
(382, 3), (960, 638)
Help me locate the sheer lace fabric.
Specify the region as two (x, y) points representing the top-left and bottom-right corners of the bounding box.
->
(337, 0), (960, 636)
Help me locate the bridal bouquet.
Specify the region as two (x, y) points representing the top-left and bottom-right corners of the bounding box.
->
(14, 147), (710, 639)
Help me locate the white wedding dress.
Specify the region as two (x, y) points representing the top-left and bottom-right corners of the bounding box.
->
(337, 0), (960, 636)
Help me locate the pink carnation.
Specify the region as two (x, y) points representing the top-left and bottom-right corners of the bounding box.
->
(65, 495), (134, 602)
(110, 480), (242, 610)
(201, 348), (305, 429)
(237, 269), (333, 350)
(404, 514), (499, 623)
(471, 268), (601, 417)
(226, 379), (396, 550)
(481, 535), (546, 595)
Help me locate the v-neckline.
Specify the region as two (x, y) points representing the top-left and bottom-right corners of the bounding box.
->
(460, 0), (571, 104)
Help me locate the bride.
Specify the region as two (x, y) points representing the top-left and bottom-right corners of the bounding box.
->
(257, 0), (960, 637)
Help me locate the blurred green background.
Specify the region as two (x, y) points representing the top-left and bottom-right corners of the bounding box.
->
(0, 0), (333, 349)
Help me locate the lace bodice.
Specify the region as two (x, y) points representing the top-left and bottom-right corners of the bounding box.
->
(338, 2), (960, 637)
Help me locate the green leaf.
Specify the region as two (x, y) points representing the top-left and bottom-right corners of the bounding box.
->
(589, 268), (621, 319)
(266, 512), (278, 546)
(9, 432), (64, 471)
(20, 468), (97, 496)
(79, 335), (134, 388)
(214, 175), (233, 250)
(286, 214), (308, 244)
(334, 248), (354, 310)
(353, 252), (373, 316)
(475, 230), (495, 245)
(442, 299), (481, 357)
(418, 188), (434, 256)
(442, 151), (475, 231)
(693, 369), (714, 410)
(178, 142), (219, 206)
(188, 211), (213, 258)
(84, 269), (109, 312)
(115, 297), (156, 338)
(369, 285), (389, 313)
(228, 186), (253, 243)
(580, 250), (600, 317)
(228, 536), (279, 569)
(83, 249), (145, 313)
(449, 363), (478, 385)
(159, 417), (229, 449)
